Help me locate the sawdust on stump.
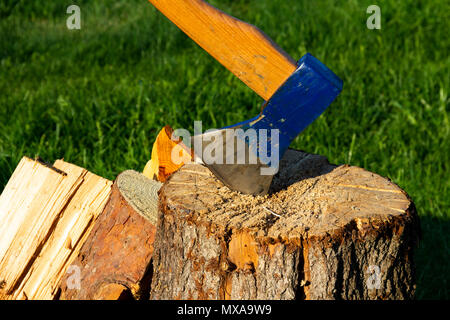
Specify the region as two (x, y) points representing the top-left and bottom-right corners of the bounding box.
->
(59, 170), (161, 300)
(150, 149), (420, 300)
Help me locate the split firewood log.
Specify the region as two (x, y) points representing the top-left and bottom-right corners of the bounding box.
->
(143, 125), (192, 182)
(59, 170), (161, 300)
(150, 149), (420, 300)
(0, 157), (112, 300)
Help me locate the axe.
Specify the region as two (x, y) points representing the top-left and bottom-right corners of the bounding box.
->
(147, 0), (343, 195)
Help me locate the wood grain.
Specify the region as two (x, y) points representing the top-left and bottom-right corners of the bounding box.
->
(0, 157), (112, 300)
(148, 0), (297, 100)
(143, 126), (192, 182)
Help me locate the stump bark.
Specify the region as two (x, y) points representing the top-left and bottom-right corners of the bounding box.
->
(59, 170), (161, 300)
(150, 149), (420, 300)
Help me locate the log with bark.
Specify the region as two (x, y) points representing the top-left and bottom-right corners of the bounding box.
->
(150, 149), (420, 300)
(59, 170), (161, 300)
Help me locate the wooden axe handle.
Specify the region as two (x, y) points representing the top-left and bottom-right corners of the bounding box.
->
(148, 0), (297, 101)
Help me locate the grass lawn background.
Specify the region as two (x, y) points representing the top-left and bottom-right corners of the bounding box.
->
(0, 0), (448, 299)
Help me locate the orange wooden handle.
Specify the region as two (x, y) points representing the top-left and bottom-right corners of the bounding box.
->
(148, 0), (297, 100)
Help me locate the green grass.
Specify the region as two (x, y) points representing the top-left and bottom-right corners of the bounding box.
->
(0, 0), (448, 299)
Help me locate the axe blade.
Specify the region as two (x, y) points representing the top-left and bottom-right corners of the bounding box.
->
(193, 53), (343, 196)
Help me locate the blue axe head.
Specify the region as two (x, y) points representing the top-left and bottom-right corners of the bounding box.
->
(193, 53), (343, 195)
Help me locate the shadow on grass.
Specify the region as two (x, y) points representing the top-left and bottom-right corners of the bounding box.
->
(414, 215), (449, 300)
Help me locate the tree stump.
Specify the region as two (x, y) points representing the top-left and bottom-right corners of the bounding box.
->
(150, 149), (420, 300)
(59, 170), (161, 300)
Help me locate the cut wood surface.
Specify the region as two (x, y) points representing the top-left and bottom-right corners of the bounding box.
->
(143, 125), (192, 182)
(151, 149), (420, 300)
(148, 0), (297, 100)
(0, 157), (112, 300)
(59, 170), (161, 300)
